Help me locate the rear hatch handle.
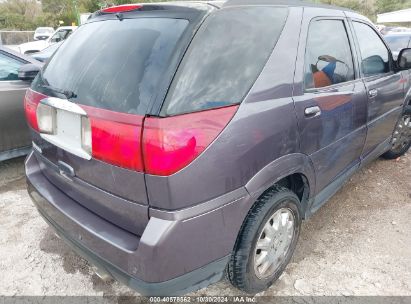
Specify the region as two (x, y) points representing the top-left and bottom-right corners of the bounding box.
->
(58, 161), (75, 181)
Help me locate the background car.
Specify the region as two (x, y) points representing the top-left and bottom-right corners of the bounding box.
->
(381, 26), (411, 35)
(33, 27), (54, 41)
(0, 46), (41, 161)
(384, 32), (411, 59)
(30, 41), (62, 62)
(18, 26), (76, 55)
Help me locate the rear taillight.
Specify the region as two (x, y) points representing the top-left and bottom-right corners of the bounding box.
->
(142, 106), (238, 176)
(36, 103), (56, 134)
(27, 94), (237, 175)
(81, 116), (92, 155)
(82, 105), (237, 175)
(24, 89), (47, 132)
(81, 106), (144, 172)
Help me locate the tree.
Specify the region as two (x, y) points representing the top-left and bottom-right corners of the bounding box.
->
(41, 0), (77, 25)
(312, 0), (376, 18)
(375, 0), (411, 14)
(0, 0), (42, 30)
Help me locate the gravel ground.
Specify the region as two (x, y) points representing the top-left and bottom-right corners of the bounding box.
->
(0, 153), (410, 299)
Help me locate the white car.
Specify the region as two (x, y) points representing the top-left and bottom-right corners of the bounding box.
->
(19, 26), (77, 55)
(33, 27), (54, 40)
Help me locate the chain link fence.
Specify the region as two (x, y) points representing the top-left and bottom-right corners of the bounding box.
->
(0, 31), (35, 46)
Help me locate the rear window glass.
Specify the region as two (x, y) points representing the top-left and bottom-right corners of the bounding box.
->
(161, 7), (289, 116)
(33, 18), (188, 114)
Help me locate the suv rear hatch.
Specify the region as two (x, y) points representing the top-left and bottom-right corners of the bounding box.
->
(25, 3), (211, 236)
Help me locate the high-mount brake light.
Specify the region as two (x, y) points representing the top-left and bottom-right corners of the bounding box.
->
(101, 4), (142, 13)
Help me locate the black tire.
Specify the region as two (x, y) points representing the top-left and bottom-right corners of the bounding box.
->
(382, 106), (411, 160)
(227, 186), (301, 294)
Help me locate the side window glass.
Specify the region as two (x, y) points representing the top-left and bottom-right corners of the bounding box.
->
(353, 22), (390, 77)
(0, 53), (23, 81)
(305, 19), (355, 90)
(51, 30), (65, 43)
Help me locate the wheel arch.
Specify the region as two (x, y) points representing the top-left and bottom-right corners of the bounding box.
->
(245, 153), (315, 218)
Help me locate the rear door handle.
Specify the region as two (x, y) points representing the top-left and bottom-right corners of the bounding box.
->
(304, 106), (321, 118)
(368, 89), (378, 98)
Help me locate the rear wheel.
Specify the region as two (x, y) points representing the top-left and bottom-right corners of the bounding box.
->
(382, 106), (411, 159)
(227, 186), (301, 294)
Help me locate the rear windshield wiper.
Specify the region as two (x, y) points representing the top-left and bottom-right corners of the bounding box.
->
(41, 83), (77, 100)
(39, 71), (77, 100)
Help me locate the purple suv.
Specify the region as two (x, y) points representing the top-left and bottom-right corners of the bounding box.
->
(25, 0), (411, 296)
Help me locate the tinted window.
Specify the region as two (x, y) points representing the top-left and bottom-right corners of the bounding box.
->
(0, 52), (23, 81)
(305, 20), (355, 90)
(161, 7), (288, 116)
(384, 35), (410, 52)
(33, 18), (188, 114)
(353, 22), (391, 77)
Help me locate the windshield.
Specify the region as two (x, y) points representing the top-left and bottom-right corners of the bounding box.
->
(385, 35), (410, 52)
(32, 18), (188, 115)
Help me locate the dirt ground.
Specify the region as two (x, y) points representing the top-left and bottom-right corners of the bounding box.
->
(0, 152), (410, 299)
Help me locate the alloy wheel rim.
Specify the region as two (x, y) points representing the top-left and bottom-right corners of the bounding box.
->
(253, 207), (295, 279)
(391, 114), (411, 153)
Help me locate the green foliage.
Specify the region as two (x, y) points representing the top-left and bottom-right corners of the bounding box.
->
(0, 0), (42, 30)
(312, 0), (411, 21)
(375, 0), (411, 14)
(311, 0), (375, 19)
(0, 0), (172, 30)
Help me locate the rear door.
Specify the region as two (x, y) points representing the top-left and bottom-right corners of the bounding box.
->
(293, 10), (368, 196)
(0, 50), (31, 155)
(350, 20), (404, 159)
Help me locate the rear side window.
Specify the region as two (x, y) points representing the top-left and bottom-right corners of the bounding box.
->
(304, 19), (355, 90)
(353, 22), (391, 77)
(33, 18), (188, 114)
(161, 7), (289, 116)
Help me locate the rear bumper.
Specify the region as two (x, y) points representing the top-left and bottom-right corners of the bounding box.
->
(26, 151), (252, 295)
(29, 192), (228, 295)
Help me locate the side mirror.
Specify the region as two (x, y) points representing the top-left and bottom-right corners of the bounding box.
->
(361, 55), (385, 76)
(18, 64), (41, 82)
(397, 48), (411, 70)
